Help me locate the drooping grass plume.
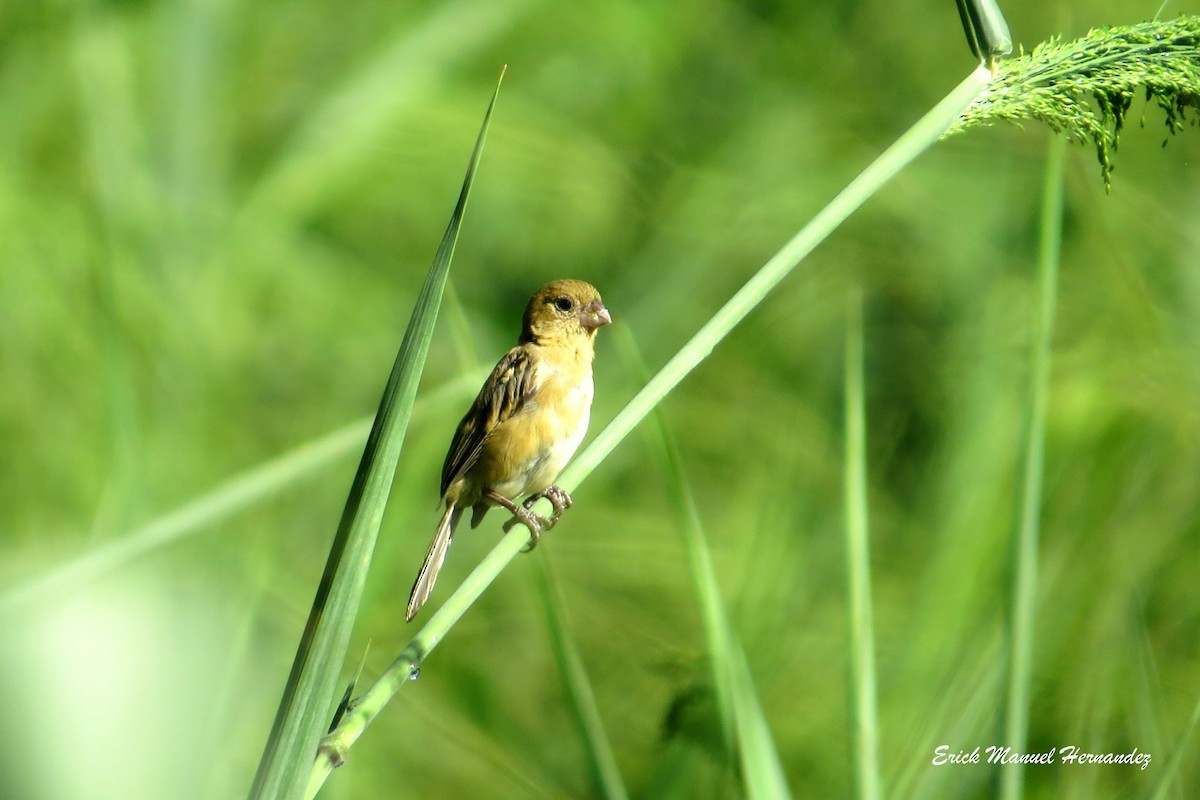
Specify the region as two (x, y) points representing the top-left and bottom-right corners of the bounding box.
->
(947, 16), (1200, 186)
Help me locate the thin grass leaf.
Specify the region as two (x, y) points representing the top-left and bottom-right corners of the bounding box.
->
(729, 640), (793, 800)
(843, 290), (881, 800)
(615, 325), (735, 756)
(628, 356), (735, 756)
(999, 134), (1064, 800)
(535, 554), (629, 800)
(248, 70), (503, 800)
(617, 324), (792, 795)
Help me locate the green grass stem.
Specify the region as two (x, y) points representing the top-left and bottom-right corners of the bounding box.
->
(844, 289), (881, 800)
(999, 133), (1064, 800)
(564, 66), (992, 493)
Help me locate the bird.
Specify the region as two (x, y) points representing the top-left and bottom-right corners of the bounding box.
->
(405, 279), (611, 621)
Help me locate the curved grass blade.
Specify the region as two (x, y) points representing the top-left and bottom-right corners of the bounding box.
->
(621, 323), (788, 797)
(0, 421), (367, 616)
(615, 325), (734, 756)
(247, 69), (503, 800)
(729, 641), (793, 800)
(535, 555), (629, 800)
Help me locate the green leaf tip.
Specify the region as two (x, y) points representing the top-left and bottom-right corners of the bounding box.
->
(250, 72), (503, 800)
(946, 16), (1200, 188)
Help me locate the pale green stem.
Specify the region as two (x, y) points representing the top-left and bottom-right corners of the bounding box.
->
(999, 133), (1065, 800)
(844, 289), (881, 800)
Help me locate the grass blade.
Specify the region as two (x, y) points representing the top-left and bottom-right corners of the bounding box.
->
(998, 134), (1064, 800)
(729, 641), (793, 800)
(618, 325), (787, 796)
(616, 326), (735, 755)
(248, 70), (503, 800)
(844, 289), (881, 800)
(535, 555), (629, 800)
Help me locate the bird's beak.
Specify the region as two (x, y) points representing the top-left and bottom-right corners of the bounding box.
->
(579, 300), (612, 331)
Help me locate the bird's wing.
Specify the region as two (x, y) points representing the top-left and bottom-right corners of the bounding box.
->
(440, 345), (538, 495)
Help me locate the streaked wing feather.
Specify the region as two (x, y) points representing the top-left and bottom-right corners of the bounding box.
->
(440, 346), (536, 495)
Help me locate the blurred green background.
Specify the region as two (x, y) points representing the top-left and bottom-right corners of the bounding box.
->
(2, 0), (1198, 798)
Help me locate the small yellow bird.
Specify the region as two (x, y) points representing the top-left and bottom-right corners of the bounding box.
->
(406, 279), (611, 621)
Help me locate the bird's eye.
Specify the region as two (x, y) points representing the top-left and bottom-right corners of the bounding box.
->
(553, 296), (574, 312)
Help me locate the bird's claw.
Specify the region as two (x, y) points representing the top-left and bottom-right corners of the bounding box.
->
(523, 485), (573, 527)
(502, 506), (549, 550)
(500, 485), (573, 550)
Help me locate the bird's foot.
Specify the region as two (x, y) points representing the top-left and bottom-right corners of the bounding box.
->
(523, 485), (573, 528)
(513, 505), (549, 552)
(494, 491), (549, 551)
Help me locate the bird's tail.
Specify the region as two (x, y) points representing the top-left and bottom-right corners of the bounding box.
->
(406, 503), (463, 621)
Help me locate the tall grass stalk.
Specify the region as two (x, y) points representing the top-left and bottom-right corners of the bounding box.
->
(999, 134), (1065, 800)
(844, 289), (881, 800)
(250, 74), (502, 800)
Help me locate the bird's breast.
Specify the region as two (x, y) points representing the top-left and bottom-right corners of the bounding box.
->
(482, 356), (593, 500)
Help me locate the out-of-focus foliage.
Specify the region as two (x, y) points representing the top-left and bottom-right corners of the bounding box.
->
(0, 1), (1197, 799)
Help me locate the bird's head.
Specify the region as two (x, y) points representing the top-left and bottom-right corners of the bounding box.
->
(520, 279), (611, 345)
